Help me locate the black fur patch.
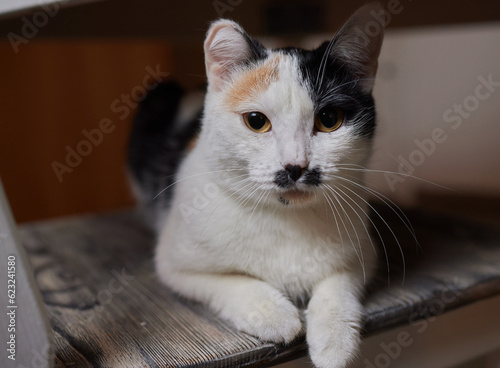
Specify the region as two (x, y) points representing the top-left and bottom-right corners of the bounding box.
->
(128, 81), (202, 207)
(274, 170), (293, 188)
(240, 31), (268, 65)
(278, 196), (290, 206)
(303, 167), (322, 186)
(274, 167), (322, 188)
(277, 44), (376, 138)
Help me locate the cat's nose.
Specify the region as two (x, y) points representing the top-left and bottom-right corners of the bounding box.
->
(285, 164), (306, 182)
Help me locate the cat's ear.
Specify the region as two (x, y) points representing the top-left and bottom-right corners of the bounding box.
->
(204, 20), (261, 91)
(330, 2), (385, 92)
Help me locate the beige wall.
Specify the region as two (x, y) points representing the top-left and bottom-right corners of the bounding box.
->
(369, 24), (500, 205)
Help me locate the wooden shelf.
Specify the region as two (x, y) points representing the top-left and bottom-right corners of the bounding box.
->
(19, 206), (500, 367)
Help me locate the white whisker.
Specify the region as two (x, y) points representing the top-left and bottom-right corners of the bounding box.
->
(153, 168), (246, 200)
(323, 186), (366, 282)
(193, 174), (252, 248)
(331, 177), (407, 284)
(334, 169), (420, 249)
(323, 184), (366, 283)
(336, 165), (454, 192)
(335, 182), (391, 284)
(321, 190), (345, 254)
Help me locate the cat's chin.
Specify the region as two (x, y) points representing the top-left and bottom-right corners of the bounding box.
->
(277, 189), (316, 207)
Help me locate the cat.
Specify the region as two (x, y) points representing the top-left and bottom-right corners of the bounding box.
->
(128, 3), (385, 367)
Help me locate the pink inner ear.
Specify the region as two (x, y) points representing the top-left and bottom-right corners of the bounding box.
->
(204, 21), (251, 90)
(211, 65), (226, 91)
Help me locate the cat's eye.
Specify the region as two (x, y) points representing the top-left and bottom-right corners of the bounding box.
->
(314, 107), (344, 133)
(243, 112), (271, 133)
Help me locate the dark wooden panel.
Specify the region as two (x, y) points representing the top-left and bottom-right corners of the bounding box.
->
(1, 0), (500, 39)
(0, 41), (173, 223)
(19, 206), (500, 367)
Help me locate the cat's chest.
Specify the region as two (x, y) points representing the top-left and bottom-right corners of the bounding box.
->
(241, 232), (344, 299)
(164, 166), (371, 298)
(184, 202), (351, 297)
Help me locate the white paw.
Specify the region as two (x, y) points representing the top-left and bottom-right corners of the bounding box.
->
(220, 284), (302, 344)
(306, 299), (362, 368)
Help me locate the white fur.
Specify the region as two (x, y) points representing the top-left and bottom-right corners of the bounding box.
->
(155, 8), (383, 368)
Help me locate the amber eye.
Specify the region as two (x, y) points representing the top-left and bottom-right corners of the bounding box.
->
(314, 107), (344, 132)
(243, 112), (271, 133)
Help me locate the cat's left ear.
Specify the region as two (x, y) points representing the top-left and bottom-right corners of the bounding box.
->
(330, 2), (385, 92)
(204, 19), (264, 91)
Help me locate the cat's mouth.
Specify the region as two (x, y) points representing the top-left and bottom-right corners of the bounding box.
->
(278, 189), (315, 206)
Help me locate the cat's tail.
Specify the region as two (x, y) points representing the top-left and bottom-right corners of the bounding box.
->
(127, 80), (203, 224)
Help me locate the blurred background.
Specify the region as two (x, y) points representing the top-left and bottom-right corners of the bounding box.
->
(1, 2), (500, 368)
(0, 0), (499, 224)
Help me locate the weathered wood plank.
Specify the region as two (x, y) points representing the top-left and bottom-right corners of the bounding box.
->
(18, 205), (500, 367)
(20, 211), (283, 368)
(364, 208), (500, 333)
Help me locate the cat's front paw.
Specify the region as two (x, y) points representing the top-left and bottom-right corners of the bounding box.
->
(306, 298), (362, 368)
(307, 322), (360, 368)
(221, 284), (302, 344)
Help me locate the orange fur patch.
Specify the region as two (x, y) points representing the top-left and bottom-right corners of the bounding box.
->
(224, 55), (280, 111)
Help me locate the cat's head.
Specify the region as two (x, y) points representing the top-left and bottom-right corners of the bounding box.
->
(200, 3), (384, 208)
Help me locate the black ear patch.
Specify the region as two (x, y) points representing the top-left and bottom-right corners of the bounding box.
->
(276, 46), (377, 139)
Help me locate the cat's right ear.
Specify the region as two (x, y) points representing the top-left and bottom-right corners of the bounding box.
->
(204, 20), (255, 91)
(329, 2), (386, 93)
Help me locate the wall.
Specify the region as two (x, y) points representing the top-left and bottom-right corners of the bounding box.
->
(369, 24), (500, 206)
(0, 40), (173, 222)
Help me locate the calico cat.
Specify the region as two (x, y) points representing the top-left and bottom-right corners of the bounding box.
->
(128, 3), (385, 367)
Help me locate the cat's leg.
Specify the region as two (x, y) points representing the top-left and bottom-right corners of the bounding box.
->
(161, 271), (302, 343)
(306, 273), (364, 368)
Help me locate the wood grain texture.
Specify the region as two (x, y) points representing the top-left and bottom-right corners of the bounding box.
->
(19, 205), (500, 367)
(0, 40), (173, 223)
